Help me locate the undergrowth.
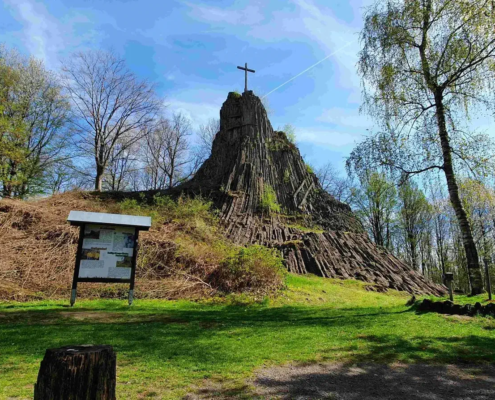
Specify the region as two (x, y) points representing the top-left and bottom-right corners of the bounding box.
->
(0, 192), (285, 301)
(260, 184), (281, 214)
(210, 245), (286, 293)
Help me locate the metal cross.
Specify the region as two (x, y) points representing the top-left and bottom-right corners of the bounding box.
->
(237, 63), (255, 93)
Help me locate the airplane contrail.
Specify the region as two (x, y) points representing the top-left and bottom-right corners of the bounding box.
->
(261, 41), (355, 99)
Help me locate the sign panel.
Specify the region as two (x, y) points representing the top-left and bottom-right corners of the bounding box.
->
(79, 224), (136, 280)
(68, 211), (151, 306)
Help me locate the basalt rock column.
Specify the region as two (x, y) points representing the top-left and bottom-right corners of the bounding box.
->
(178, 91), (445, 296)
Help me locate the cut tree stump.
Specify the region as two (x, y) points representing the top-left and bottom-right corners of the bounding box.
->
(34, 345), (116, 400)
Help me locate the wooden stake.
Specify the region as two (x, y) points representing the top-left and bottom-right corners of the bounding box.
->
(484, 258), (492, 301)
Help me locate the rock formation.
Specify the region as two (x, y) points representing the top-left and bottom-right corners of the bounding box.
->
(177, 91), (445, 295)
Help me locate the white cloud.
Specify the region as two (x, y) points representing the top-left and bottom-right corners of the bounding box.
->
(165, 98), (221, 131)
(317, 107), (372, 129)
(3, 0), (110, 69)
(296, 127), (366, 148)
(4, 0), (62, 67)
(185, 2), (264, 26)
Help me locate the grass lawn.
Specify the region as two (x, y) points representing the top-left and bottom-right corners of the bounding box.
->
(1, 274), (494, 399)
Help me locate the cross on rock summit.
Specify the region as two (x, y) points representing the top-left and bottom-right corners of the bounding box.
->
(237, 63), (255, 93)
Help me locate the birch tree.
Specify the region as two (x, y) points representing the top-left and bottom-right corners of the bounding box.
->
(353, 0), (495, 293)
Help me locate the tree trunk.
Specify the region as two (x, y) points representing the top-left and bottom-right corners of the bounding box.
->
(434, 91), (483, 294)
(95, 163), (104, 191)
(408, 232), (418, 271)
(34, 345), (116, 400)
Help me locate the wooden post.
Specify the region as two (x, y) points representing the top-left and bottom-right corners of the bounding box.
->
(444, 272), (454, 302)
(34, 345), (116, 400)
(70, 225), (85, 306)
(484, 258), (492, 301)
(128, 229), (139, 306)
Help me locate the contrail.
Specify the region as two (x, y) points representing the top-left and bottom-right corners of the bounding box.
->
(261, 41), (355, 99)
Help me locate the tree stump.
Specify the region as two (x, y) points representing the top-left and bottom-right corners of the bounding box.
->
(34, 345), (116, 400)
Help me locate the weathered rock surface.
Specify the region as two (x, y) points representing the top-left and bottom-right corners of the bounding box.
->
(177, 91), (445, 296)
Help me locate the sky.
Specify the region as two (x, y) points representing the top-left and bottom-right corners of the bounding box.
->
(0, 0), (377, 172)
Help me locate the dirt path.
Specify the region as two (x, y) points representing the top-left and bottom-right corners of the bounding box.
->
(187, 363), (495, 399)
(252, 363), (495, 400)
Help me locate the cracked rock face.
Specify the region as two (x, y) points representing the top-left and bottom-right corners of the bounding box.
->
(178, 91), (445, 296)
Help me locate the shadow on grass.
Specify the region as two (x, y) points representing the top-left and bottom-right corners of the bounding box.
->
(1, 304), (494, 366)
(248, 363), (495, 400)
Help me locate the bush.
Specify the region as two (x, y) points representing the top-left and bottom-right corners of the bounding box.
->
(283, 124), (296, 144)
(118, 194), (286, 298)
(260, 184), (281, 214)
(118, 194), (217, 228)
(209, 245), (286, 294)
(283, 168), (290, 183)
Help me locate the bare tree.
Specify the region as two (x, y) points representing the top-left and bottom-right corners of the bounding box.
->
(45, 161), (78, 194)
(315, 162), (353, 203)
(195, 118), (219, 164)
(146, 113), (193, 189)
(140, 137), (167, 191)
(62, 50), (160, 191)
(103, 140), (139, 191)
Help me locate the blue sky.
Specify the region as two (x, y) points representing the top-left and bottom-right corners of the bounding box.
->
(0, 0), (377, 171)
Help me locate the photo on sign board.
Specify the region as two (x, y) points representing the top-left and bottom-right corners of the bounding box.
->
(83, 228), (100, 239)
(123, 233), (134, 248)
(116, 255), (132, 268)
(81, 248), (101, 260)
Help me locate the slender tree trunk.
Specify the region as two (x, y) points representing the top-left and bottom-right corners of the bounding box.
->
(168, 164), (175, 189)
(95, 163), (104, 191)
(434, 91), (483, 294)
(435, 217), (447, 276)
(408, 233), (418, 271)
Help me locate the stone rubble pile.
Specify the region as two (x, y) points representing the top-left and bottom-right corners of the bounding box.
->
(418, 298), (495, 317)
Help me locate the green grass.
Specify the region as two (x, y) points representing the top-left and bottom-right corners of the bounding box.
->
(1, 274), (494, 399)
(427, 293), (494, 305)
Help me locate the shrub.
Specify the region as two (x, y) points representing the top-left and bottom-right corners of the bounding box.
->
(117, 194), (217, 229)
(305, 163), (314, 174)
(260, 184), (281, 214)
(283, 168), (290, 183)
(209, 245), (285, 294)
(281, 123), (296, 144)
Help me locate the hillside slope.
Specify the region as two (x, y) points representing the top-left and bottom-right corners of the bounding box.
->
(0, 192), (269, 300)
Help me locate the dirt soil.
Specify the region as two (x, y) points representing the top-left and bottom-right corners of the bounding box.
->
(188, 363), (495, 399)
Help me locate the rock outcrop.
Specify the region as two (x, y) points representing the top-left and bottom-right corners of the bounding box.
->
(177, 91), (445, 295)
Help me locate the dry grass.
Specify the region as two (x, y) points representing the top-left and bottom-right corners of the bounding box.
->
(0, 192), (101, 300)
(0, 191), (285, 301)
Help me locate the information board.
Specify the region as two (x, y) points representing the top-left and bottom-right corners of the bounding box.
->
(79, 224), (136, 280)
(68, 210), (151, 306)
